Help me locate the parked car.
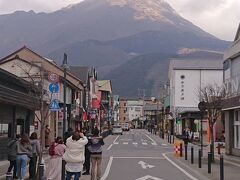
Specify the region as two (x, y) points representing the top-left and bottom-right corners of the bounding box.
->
(112, 125), (123, 135)
(122, 123), (130, 131)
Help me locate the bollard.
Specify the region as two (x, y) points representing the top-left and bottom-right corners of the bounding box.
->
(6, 172), (13, 180)
(180, 143), (183, 157)
(218, 143), (221, 155)
(168, 134), (170, 143)
(198, 149), (202, 168)
(185, 144), (188, 160)
(170, 135), (172, 144)
(208, 152), (212, 174)
(220, 155), (224, 180)
(38, 163), (44, 180)
(191, 146), (194, 164)
(62, 160), (66, 180)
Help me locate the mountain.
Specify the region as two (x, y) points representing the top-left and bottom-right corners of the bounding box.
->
(0, 0), (230, 97)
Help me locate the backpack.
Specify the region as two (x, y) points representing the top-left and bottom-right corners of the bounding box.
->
(48, 142), (58, 156)
(87, 138), (102, 153)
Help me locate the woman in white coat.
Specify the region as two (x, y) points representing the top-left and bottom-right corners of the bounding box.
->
(63, 131), (88, 180)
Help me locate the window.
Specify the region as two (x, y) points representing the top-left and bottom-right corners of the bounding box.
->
(234, 110), (240, 149)
(0, 124), (9, 138)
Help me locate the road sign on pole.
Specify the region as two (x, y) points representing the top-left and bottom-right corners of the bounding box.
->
(49, 83), (59, 93)
(49, 99), (60, 111)
(48, 72), (59, 83)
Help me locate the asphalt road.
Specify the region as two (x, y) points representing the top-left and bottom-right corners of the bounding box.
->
(100, 129), (207, 180)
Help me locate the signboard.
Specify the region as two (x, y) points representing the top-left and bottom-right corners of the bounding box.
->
(49, 99), (60, 111)
(49, 83), (59, 93)
(48, 72), (59, 83)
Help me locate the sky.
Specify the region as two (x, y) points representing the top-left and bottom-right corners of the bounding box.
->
(0, 0), (239, 41)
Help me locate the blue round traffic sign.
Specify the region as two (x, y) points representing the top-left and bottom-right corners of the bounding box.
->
(49, 83), (59, 93)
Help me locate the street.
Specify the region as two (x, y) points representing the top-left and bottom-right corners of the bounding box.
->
(100, 129), (205, 180)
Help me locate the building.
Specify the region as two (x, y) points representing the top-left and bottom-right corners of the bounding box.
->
(113, 95), (120, 124)
(169, 60), (223, 140)
(70, 66), (99, 131)
(97, 80), (113, 132)
(0, 46), (84, 141)
(0, 68), (39, 159)
(222, 24), (240, 156)
(119, 98), (127, 124)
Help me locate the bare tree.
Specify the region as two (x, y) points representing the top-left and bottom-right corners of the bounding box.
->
(13, 60), (53, 171)
(199, 84), (226, 162)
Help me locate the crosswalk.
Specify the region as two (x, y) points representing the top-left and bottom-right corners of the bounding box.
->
(112, 142), (169, 146)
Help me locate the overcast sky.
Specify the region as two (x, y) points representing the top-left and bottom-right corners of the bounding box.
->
(0, 0), (239, 41)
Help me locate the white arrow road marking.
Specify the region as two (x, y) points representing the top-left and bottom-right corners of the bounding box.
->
(138, 161), (155, 169)
(135, 175), (164, 180)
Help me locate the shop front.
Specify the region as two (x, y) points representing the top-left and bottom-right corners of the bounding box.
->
(0, 69), (38, 159)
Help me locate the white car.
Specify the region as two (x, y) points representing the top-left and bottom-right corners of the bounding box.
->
(112, 125), (123, 135)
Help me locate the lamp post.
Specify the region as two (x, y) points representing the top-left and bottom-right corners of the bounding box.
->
(61, 53), (68, 180)
(198, 101), (206, 157)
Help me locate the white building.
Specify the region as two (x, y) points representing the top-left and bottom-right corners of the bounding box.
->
(222, 24), (240, 156)
(169, 60), (223, 135)
(126, 100), (143, 122)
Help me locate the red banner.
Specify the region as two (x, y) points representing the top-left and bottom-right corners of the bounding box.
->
(92, 99), (100, 109)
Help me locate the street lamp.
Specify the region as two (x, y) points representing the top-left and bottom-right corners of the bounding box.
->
(61, 53), (68, 180)
(62, 53), (69, 138)
(198, 101), (206, 157)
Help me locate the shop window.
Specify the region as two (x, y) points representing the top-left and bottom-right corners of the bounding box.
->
(0, 124), (9, 138)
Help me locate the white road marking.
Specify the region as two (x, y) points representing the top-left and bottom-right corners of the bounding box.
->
(101, 156), (113, 180)
(123, 142), (129, 145)
(107, 144), (113, 150)
(135, 175), (163, 180)
(133, 142), (138, 145)
(144, 133), (157, 144)
(161, 144), (168, 146)
(138, 161), (155, 169)
(162, 153), (199, 180)
(142, 142), (148, 145)
(113, 142), (119, 145)
(113, 135), (120, 144)
(152, 143), (157, 145)
(114, 156), (165, 159)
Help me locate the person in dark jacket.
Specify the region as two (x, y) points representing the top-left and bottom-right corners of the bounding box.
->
(88, 128), (104, 180)
(6, 134), (20, 179)
(29, 132), (40, 179)
(83, 129), (92, 175)
(64, 128), (74, 144)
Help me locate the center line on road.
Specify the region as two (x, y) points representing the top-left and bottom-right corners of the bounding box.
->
(101, 156), (113, 180)
(123, 142), (128, 145)
(114, 156), (165, 159)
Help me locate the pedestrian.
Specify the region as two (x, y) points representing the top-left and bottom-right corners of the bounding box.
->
(83, 129), (92, 175)
(64, 127), (74, 144)
(46, 136), (66, 180)
(29, 132), (40, 180)
(16, 134), (32, 180)
(6, 134), (20, 179)
(63, 131), (88, 180)
(45, 125), (51, 149)
(88, 127), (104, 180)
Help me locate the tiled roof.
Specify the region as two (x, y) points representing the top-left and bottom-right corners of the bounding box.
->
(70, 66), (89, 83)
(170, 59), (223, 70)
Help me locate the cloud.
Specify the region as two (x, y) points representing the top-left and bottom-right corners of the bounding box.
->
(167, 0), (239, 40)
(0, 0), (83, 14)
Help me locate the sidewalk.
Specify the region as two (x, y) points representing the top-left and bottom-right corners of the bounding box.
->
(155, 133), (240, 180)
